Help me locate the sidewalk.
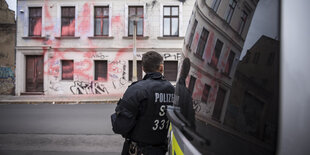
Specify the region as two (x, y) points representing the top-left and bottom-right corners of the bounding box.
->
(0, 95), (120, 104)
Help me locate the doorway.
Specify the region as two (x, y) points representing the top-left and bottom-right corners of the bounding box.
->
(26, 55), (44, 93)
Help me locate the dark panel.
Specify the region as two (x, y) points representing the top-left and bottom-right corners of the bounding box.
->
(164, 61), (178, 81)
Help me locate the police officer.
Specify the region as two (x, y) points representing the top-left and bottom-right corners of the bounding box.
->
(111, 51), (174, 155)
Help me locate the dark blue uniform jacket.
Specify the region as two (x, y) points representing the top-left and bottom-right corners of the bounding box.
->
(111, 72), (175, 145)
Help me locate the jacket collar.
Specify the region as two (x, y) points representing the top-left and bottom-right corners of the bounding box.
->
(143, 72), (163, 80)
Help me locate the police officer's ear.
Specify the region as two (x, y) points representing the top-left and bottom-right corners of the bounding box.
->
(158, 63), (164, 73)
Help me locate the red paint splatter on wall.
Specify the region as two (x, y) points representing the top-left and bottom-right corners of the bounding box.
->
(192, 72), (203, 100)
(193, 32), (200, 52)
(112, 16), (121, 23)
(33, 18), (42, 36)
(61, 19), (75, 36)
(204, 31), (214, 62)
(78, 3), (90, 35)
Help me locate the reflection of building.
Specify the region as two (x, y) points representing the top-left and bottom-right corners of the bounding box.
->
(0, 0), (16, 95)
(182, 0), (258, 122)
(15, 0), (195, 96)
(224, 35), (279, 146)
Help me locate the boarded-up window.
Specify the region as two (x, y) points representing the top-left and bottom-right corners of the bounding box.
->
(29, 7), (42, 36)
(164, 61), (178, 81)
(163, 6), (179, 36)
(61, 7), (75, 36)
(94, 6), (109, 36)
(210, 39), (223, 68)
(196, 28), (209, 58)
(128, 6), (144, 36)
(201, 84), (211, 103)
(212, 87), (226, 121)
(95, 60), (108, 81)
(129, 60), (143, 81)
(62, 60), (74, 80)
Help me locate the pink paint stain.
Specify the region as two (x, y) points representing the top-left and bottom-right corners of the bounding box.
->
(61, 19), (75, 36)
(193, 32), (200, 52)
(112, 16), (121, 23)
(204, 31), (214, 62)
(78, 3), (91, 35)
(43, 2), (54, 32)
(33, 18), (42, 36)
(192, 72), (204, 100)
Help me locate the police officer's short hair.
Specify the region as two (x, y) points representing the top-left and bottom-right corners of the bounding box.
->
(142, 51), (163, 73)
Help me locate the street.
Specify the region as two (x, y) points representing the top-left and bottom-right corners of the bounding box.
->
(0, 103), (123, 155)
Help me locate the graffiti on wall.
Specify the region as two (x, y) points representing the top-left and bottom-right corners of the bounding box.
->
(0, 67), (15, 95)
(136, 53), (181, 60)
(70, 81), (109, 95)
(19, 1), (182, 96)
(0, 67), (14, 79)
(109, 59), (130, 90)
(92, 53), (109, 60)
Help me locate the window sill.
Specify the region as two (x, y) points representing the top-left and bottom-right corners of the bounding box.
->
(157, 36), (184, 40)
(60, 79), (74, 81)
(122, 36), (149, 40)
(22, 36), (46, 39)
(207, 62), (219, 71)
(193, 52), (204, 61)
(55, 36), (80, 39)
(21, 92), (44, 95)
(88, 36), (114, 39)
(221, 72), (232, 79)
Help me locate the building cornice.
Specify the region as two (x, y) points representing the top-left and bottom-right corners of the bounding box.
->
(16, 46), (182, 52)
(16, 46), (51, 50)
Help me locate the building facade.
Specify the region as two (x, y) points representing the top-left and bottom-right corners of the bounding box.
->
(0, 0), (16, 95)
(224, 35), (279, 147)
(182, 0), (258, 123)
(16, 0), (195, 96)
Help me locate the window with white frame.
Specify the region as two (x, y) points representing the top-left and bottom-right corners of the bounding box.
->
(61, 60), (74, 80)
(94, 6), (109, 36)
(94, 60), (108, 81)
(61, 7), (75, 36)
(211, 0), (221, 12)
(210, 39), (224, 68)
(128, 6), (144, 36)
(28, 7), (42, 36)
(163, 6), (179, 37)
(196, 28), (209, 59)
(225, 0), (237, 24)
(188, 19), (198, 49)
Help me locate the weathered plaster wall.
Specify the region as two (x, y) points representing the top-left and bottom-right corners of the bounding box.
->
(0, 0), (16, 95)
